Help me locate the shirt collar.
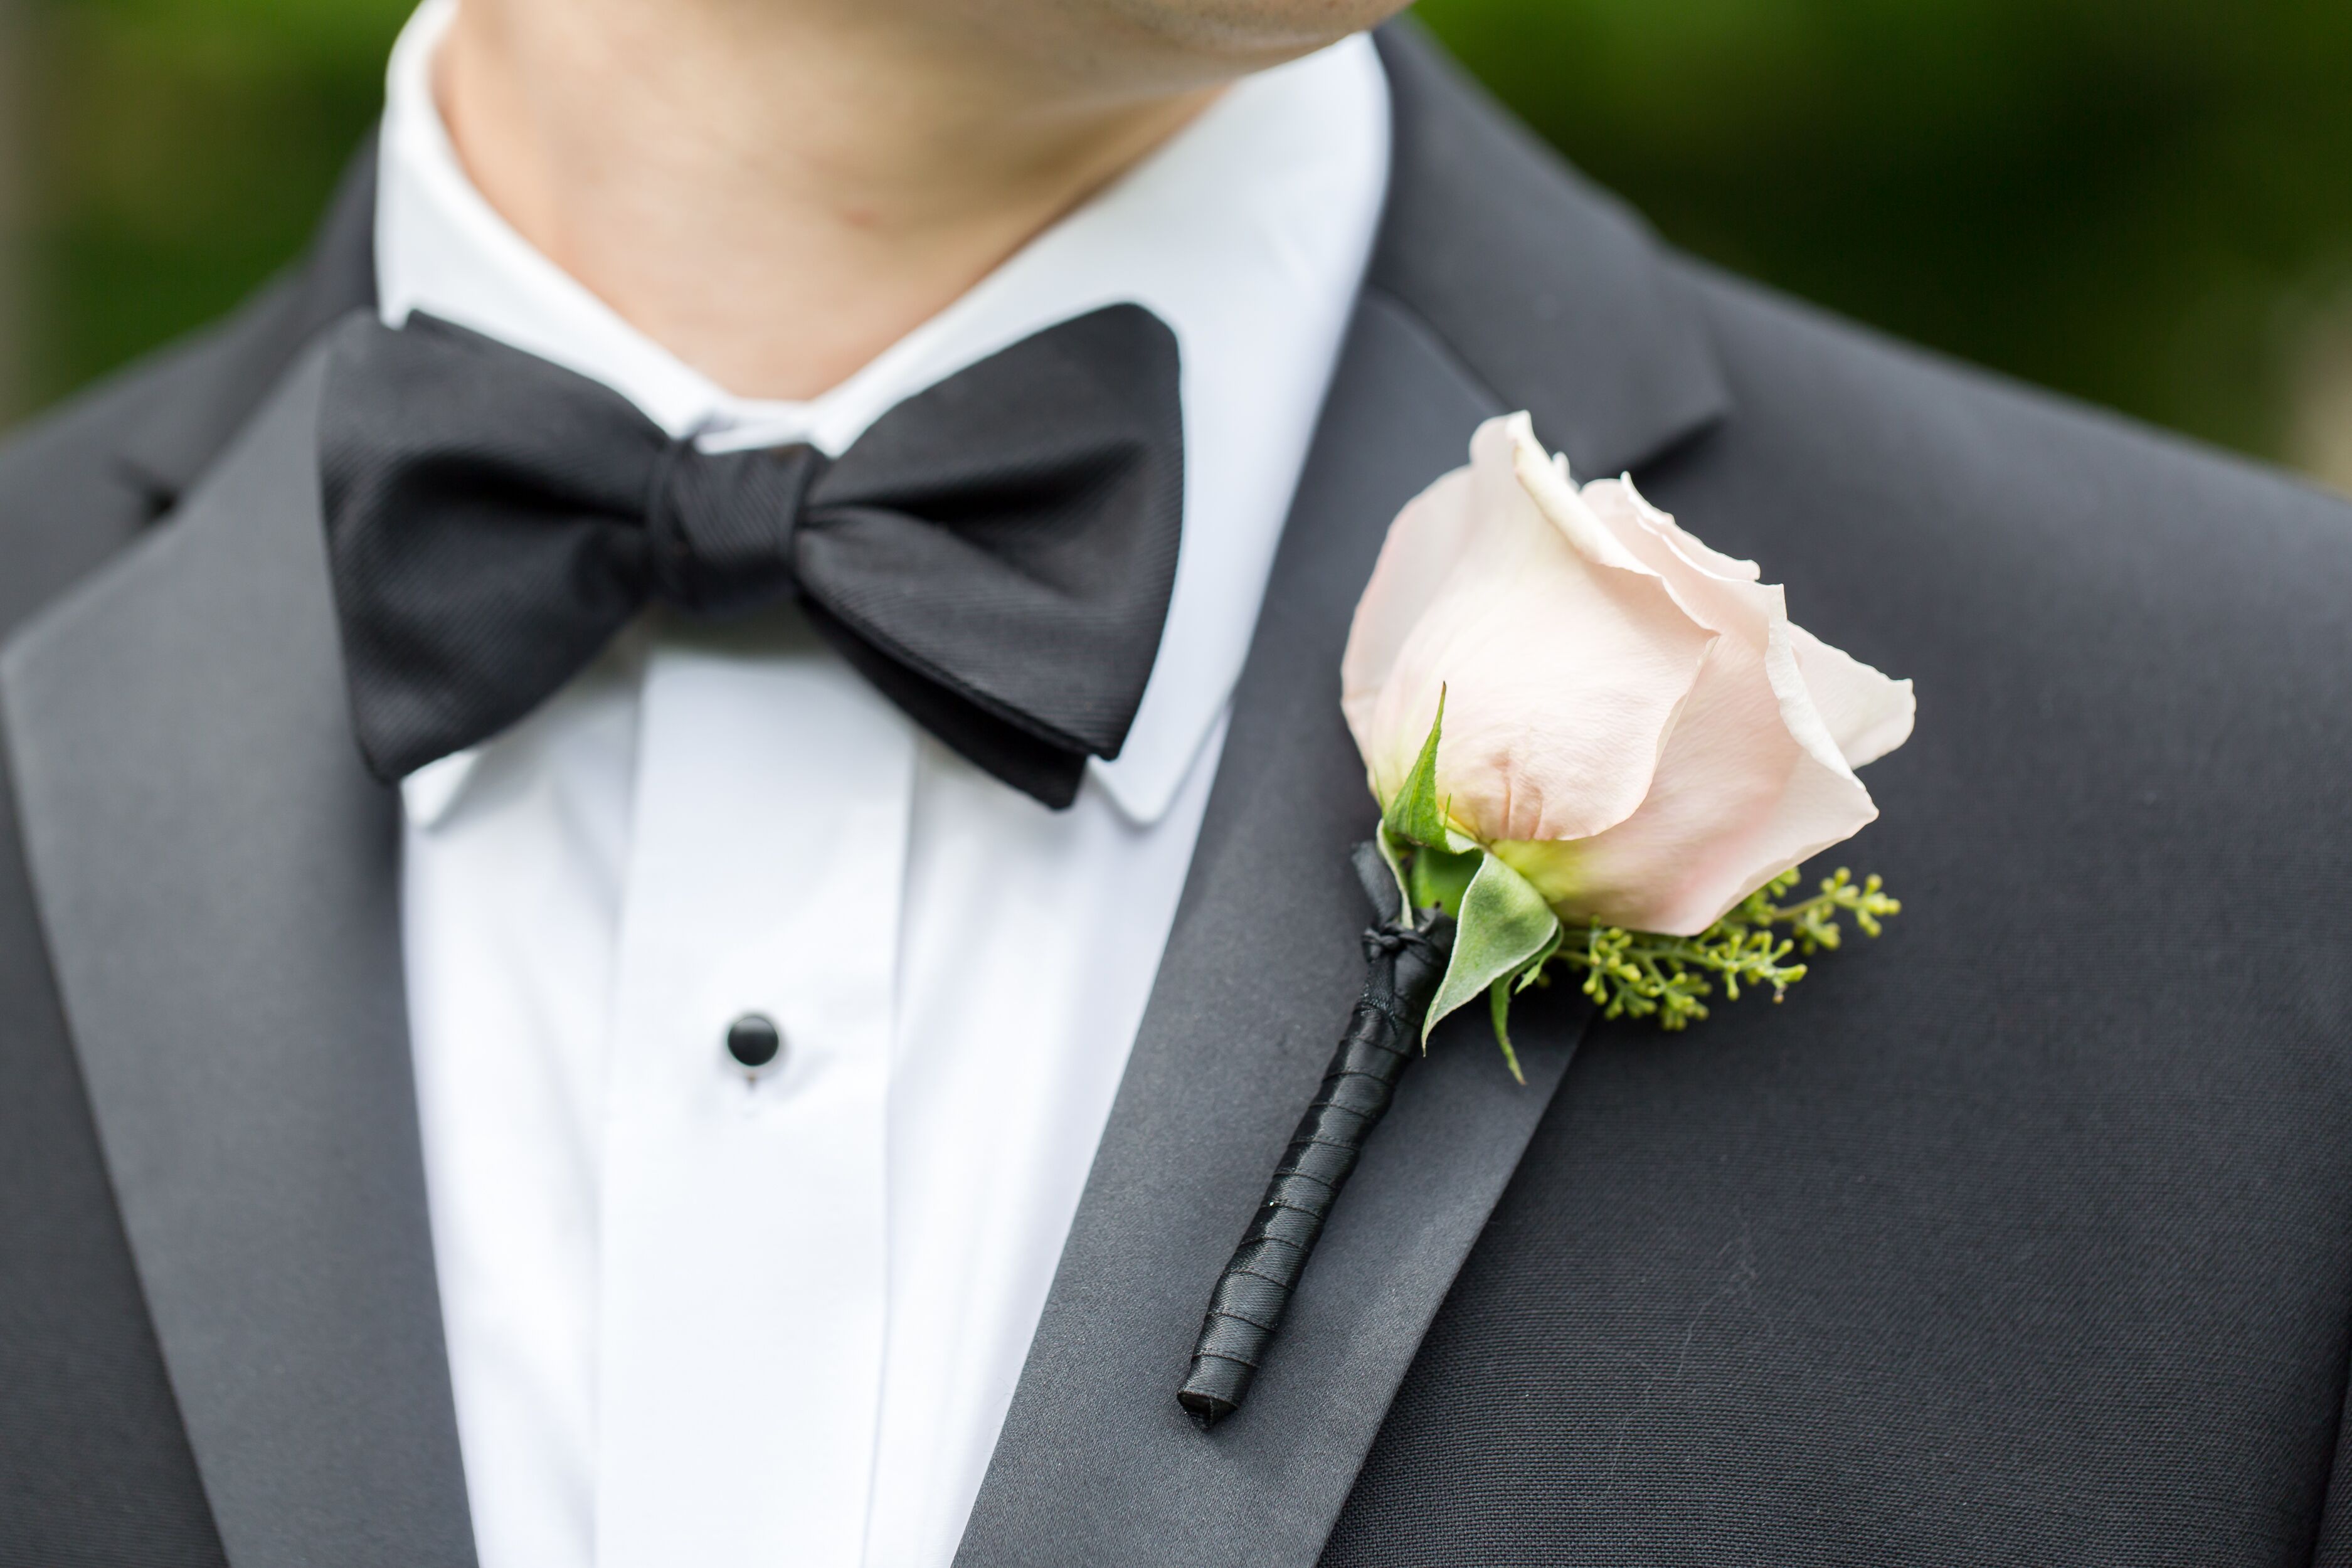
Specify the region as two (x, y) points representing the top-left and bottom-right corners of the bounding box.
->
(378, 0), (1389, 824)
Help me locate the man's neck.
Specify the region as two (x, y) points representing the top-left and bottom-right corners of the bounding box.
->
(436, 0), (1230, 400)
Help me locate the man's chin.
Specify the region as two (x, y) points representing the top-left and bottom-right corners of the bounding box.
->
(1094, 0), (1414, 66)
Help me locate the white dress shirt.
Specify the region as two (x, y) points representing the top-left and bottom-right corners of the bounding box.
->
(378, 3), (1390, 1565)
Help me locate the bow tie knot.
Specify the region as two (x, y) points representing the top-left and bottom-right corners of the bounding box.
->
(644, 439), (822, 615)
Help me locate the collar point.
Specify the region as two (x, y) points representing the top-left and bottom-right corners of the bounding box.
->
(401, 748), (483, 829)
(1086, 706), (1228, 827)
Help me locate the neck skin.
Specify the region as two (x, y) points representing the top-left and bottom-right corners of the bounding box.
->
(436, 0), (1268, 400)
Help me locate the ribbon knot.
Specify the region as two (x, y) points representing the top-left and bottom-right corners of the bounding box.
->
(645, 440), (824, 615)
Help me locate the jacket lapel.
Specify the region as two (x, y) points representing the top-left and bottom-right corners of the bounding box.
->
(0, 345), (477, 1567)
(954, 26), (1730, 1567)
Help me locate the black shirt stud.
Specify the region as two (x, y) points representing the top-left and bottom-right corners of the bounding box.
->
(726, 1012), (784, 1078)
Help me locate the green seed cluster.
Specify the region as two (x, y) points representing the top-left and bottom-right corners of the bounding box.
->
(1552, 868), (1900, 1031)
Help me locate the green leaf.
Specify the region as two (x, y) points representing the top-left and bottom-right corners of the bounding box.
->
(1381, 687), (1451, 850)
(1515, 918), (1566, 990)
(1483, 907), (1565, 1083)
(1424, 850), (1562, 1055)
(1487, 979), (1525, 1085)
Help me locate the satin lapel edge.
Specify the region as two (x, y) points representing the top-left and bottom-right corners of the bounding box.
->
(0, 347), (477, 1568)
(951, 292), (1591, 1568)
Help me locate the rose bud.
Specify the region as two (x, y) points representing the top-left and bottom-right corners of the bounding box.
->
(1342, 413), (1913, 938)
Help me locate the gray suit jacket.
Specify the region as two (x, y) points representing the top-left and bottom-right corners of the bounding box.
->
(5, 29), (2351, 1568)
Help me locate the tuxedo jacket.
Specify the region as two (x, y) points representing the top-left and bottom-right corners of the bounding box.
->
(6, 30), (2351, 1568)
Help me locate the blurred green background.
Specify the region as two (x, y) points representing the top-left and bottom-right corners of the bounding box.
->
(3, 0), (2350, 489)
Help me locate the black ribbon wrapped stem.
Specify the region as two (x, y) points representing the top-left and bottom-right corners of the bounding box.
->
(1177, 860), (1454, 1430)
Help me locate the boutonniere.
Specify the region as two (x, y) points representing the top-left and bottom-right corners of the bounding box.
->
(1179, 413), (1915, 1428)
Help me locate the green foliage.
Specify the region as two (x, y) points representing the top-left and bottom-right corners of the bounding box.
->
(1392, 832), (1902, 1068)
(1380, 688), (1452, 851)
(1552, 867), (1902, 1032)
(1375, 696), (1564, 1081)
(1422, 849), (1560, 1079)
(1486, 915), (1564, 1084)
(1404, 844), (1479, 919)
(1416, 0), (2352, 470)
(16, 0), (415, 413)
(1376, 694), (1459, 919)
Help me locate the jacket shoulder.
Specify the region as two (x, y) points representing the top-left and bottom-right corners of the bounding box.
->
(1670, 254), (2352, 553)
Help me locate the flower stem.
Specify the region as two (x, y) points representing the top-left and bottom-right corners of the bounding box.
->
(1177, 913), (1454, 1429)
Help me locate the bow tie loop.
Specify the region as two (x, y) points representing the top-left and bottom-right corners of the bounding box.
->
(645, 439), (824, 615)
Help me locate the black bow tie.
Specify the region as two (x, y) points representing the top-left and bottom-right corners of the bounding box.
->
(315, 305), (1184, 808)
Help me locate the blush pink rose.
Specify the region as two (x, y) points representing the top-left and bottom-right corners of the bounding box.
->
(1341, 413), (1914, 936)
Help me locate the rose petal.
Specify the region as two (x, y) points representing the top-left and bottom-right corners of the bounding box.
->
(1340, 469), (1479, 790)
(1347, 417), (1910, 934)
(1343, 416), (1717, 842)
(1789, 623), (1915, 768)
(1494, 479), (1892, 934)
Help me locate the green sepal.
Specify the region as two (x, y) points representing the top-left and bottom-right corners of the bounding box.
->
(1381, 687), (1451, 850)
(1406, 844), (1481, 919)
(1423, 850), (1562, 1057)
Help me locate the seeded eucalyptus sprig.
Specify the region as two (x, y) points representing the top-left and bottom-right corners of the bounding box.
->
(1552, 867), (1901, 1032)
